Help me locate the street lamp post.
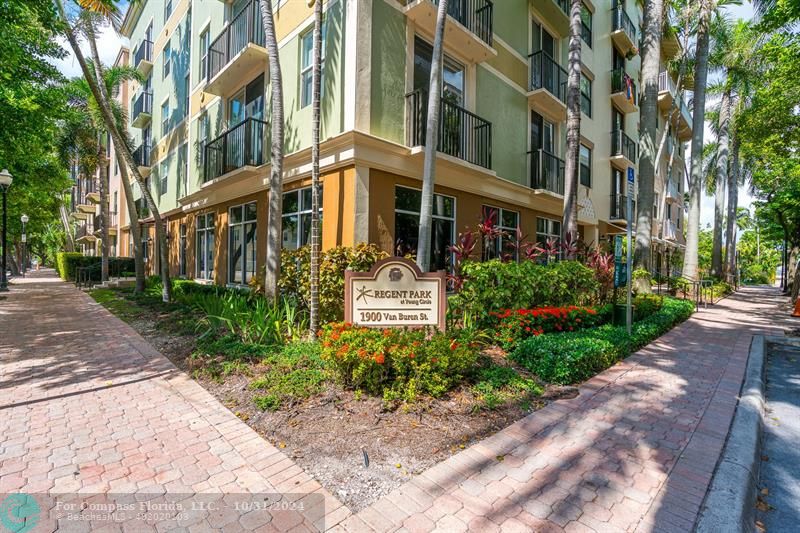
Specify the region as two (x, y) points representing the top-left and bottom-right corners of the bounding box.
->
(0, 169), (12, 291)
(20, 214), (28, 278)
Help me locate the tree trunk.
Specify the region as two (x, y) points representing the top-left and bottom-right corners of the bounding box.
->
(117, 154), (146, 292)
(60, 202), (75, 252)
(260, 0), (285, 302)
(683, 8), (711, 281)
(99, 143), (110, 281)
(309, 0), (322, 336)
(725, 132), (740, 281)
(634, 0), (664, 270)
(59, 2), (172, 301)
(417, 0), (448, 272)
(711, 88), (731, 278)
(562, 0), (582, 251)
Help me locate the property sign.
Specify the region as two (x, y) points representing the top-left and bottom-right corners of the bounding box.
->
(345, 257), (446, 331)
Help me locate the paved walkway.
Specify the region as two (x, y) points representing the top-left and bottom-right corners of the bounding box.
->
(0, 273), (793, 532)
(758, 338), (800, 531)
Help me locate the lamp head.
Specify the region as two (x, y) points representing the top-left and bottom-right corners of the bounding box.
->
(21, 214), (29, 224)
(0, 169), (12, 189)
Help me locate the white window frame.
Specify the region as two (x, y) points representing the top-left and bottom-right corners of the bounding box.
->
(196, 213), (215, 280)
(394, 185), (456, 267)
(227, 202), (258, 285)
(161, 99), (170, 137)
(481, 205), (520, 260)
(300, 21), (327, 108)
(281, 186), (323, 250)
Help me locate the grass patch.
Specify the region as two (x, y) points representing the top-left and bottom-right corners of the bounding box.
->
(250, 341), (328, 411)
(472, 362), (543, 410)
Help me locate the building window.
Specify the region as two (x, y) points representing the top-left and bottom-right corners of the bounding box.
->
(142, 233), (150, 262)
(580, 3), (592, 47)
(164, 0), (173, 22)
(481, 205), (520, 261)
(183, 73), (190, 116)
(667, 203), (672, 219)
(536, 217), (561, 261)
(177, 143), (188, 198)
(179, 224), (187, 276)
(198, 113), (209, 179)
(163, 43), (171, 80)
(161, 100), (169, 137)
(580, 73), (592, 117)
(654, 193), (659, 216)
(199, 28), (210, 81)
(300, 21), (327, 108)
(579, 144), (592, 187)
(282, 186), (323, 250)
(228, 202), (258, 285)
(159, 157), (168, 196)
(196, 213), (214, 280)
(394, 186), (455, 271)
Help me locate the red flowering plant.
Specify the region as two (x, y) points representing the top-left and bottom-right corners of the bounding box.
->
(319, 323), (478, 401)
(491, 306), (602, 351)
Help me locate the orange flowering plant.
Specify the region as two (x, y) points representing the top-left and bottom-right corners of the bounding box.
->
(492, 306), (602, 351)
(319, 323), (478, 401)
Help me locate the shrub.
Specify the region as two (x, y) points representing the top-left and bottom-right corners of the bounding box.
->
(632, 294), (663, 321)
(492, 306), (603, 351)
(55, 253), (135, 281)
(511, 298), (694, 384)
(319, 323), (478, 402)
(251, 243), (388, 324)
(250, 342), (327, 411)
(471, 364), (543, 410)
(450, 260), (599, 326)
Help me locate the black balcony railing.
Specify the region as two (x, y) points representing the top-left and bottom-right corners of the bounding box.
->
(204, 117), (269, 182)
(612, 6), (637, 45)
(134, 39), (153, 66)
(76, 223), (94, 240)
(529, 51), (567, 103)
(611, 130), (637, 163)
(432, 0), (494, 46)
(611, 68), (637, 105)
(611, 194), (636, 220)
(93, 212), (118, 232)
(529, 149), (565, 194)
(132, 142), (151, 168)
(207, 0), (265, 82)
(406, 89), (492, 169)
(132, 91), (152, 123)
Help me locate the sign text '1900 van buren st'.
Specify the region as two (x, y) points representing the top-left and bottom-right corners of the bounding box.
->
(344, 257), (446, 331)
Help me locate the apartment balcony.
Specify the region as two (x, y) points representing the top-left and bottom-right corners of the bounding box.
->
(528, 51), (567, 123)
(400, 0), (495, 63)
(133, 39), (153, 77)
(205, 0), (266, 96)
(666, 179), (681, 203)
(657, 71), (693, 141)
(528, 149), (565, 196)
(85, 188), (101, 204)
(405, 89), (492, 169)
(75, 223), (97, 244)
(663, 219), (678, 241)
(131, 91), (152, 128)
(611, 6), (638, 57)
(132, 142), (152, 178)
(610, 194), (636, 222)
(610, 69), (638, 114)
(610, 130), (637, 170)
(93, 212), (118, 237)
(531, 0), (569, 38)
(204, 116), (270, 183)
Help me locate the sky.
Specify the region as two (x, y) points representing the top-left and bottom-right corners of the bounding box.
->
(51, 1), (757, 230)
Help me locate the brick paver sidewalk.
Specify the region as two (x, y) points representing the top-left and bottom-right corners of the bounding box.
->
(0, 273), (791, 532)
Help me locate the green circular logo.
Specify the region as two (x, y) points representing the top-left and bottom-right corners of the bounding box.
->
(0, 494), (40, 533)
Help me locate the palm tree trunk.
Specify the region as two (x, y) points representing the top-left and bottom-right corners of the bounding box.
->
(682, 6), (712, 281)
(60, 202), (75, 252)
(634, 0), (664, 270)
(260, 0), (285, 302)
(725, 131), (740, 281)
(562, 0), (582, 252)
(417, 0), (449, 272)
(309, 0), (322, 336)
(59, 1), (172, 301)
(711, 88), (731, 278)
(99, 143), (110, 281)
(117, 153), (146, 292)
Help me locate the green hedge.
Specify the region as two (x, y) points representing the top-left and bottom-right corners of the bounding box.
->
(511, 297), (695, 384)
(55, 252), (135, 281)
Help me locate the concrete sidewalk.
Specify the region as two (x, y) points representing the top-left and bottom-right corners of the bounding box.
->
(0, 273), (792, 532)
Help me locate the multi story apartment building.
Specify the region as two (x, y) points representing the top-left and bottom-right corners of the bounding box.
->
(79, 0), (691, 284)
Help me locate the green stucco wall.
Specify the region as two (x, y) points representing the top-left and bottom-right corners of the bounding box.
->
(370, 0), (407, 144)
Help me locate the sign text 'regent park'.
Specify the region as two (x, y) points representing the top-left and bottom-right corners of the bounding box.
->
(344, 257), (446, 330)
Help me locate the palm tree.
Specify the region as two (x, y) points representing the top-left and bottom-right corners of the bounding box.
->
(308, 0), (322, 336)
(561, 0), (582, 253)
(417, 0), (449, 272)
(711, 88), (731, 277)
(634, 0), (665, 270)
(58, 1), (172, 301)
(260, 0), (285, 301)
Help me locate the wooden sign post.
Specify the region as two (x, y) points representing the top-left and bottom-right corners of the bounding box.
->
(345, 257), (446, 331)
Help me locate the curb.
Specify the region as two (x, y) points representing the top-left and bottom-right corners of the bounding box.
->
(696, 335), (769, 533)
